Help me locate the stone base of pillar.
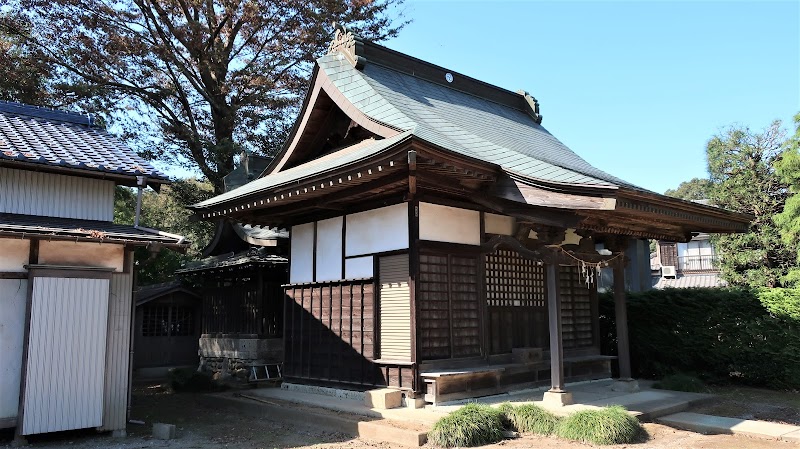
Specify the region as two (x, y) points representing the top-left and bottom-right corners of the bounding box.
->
(610, 378), (640, 393)
(542, 390), (574, 407)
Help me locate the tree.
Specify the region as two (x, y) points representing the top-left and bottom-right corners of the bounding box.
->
(664, 178), (713, 201)
(3, 0), (406, 192)
(115, 179), (216, 285)
(774, 113), (800, 283)
(706, 121), (796, 288)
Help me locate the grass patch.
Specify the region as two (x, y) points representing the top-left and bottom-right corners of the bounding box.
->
(653, 373), (707, 393)
(428, 403), (505, 448)
(504, 403), (560, 435)
(555, 406), (642, 445)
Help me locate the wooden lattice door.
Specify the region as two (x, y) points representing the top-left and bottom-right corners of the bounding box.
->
(485, 249), (549, 354)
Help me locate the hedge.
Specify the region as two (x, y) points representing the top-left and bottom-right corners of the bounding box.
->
(599, 287), (800, 389)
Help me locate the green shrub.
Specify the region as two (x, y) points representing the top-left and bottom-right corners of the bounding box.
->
(653, 373), (707, 393)
(505, 403), (560, 435)
(168, 367), (217, 392)
(599, 287), (800, 389)
(555, 406), (642, 445)
(428, 403), (505, 448)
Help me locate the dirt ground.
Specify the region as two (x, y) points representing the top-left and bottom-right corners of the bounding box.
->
(0, 381), (797, 449)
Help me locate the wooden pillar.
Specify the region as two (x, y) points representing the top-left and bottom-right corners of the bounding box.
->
(546, 263), (565, 391)
(613, 259), (632, 380)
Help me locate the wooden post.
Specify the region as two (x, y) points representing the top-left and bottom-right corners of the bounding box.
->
(613, 258), (632, 380)
(546, 263), (564, 391)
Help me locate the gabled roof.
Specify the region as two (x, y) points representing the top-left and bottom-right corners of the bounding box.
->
(135, 280), (200, 307)
(0, 101), (169, 186)
(177, 246), (287, 274)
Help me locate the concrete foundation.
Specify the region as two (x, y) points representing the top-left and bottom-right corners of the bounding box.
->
(365, 388), (402, 409)
(542, 390), (574, 407)
(611, 379), (640, 393)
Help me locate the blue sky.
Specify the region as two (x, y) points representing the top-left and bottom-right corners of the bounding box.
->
(382, 0), (800, 193)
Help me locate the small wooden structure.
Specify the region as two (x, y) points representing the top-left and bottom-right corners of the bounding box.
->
(0, 101), (187, 438)
(189, 28), (751, 404)
(133, 282), (202, 373)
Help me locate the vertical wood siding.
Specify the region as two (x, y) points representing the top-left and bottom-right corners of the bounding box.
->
(0, 278), (27, 423)
(559, 266), (597, 350)
(418, 253), (481, 360)
(378, 254), (411, 361)
(284, 280), (383, 387)
(22, 277), (110, 435)
(0, 167), (114, 221)
(100, 270), (133, 432)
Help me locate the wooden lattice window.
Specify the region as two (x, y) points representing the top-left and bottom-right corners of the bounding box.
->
(559, 266), (596, 349)
(141, 305), (194, 337)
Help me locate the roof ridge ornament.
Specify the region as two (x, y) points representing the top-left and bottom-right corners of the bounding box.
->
(328, 22), (366, 69)
(517, 90), (543, 124)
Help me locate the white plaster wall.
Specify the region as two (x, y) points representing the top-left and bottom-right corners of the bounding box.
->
(484, 213), (515, 236)
(290, 222), (315, 283)
(38, 241), (124, 272)
(315, 217), (343, 282)
(419, 202), (480, 245)
(345, 204), (409, 257)
(0, 238), (29, 271)
(345, 256), (374, 279)
(0, 278), (27, 421)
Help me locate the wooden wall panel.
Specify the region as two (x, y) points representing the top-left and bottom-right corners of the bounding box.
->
(22, 277), (110, 435)
(0, 278), (27, 425)
(559, 266), (596, 350)
(418, 252), (481, 360)
(0, 167), (114, 221)
(284, 280), (383, 387)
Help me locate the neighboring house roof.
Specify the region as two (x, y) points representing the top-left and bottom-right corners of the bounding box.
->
(135, 280), (200, 307)
(177, 247), (287, 274)
(0, 212), (187, 247)
(652, 273), (727, 289)
(0, 101), (169, 187)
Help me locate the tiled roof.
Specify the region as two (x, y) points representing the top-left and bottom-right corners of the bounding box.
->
(318, 53), (632, 188)
(135, 280), (199, 306)
(652, 273), (727, 289)
(177, 246), (287, 274)
(0, 101), (169, 182)
(0, 213), (187, 246)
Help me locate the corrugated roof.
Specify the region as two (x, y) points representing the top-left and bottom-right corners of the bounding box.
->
(319, 54), (631, 188)
(194, 132), (411, 208)
(652, 273), (727, 289)
(0, 101), (169, 182)
(0, 213), (187, 246)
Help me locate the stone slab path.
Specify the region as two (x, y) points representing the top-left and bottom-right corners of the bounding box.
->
(658, 411), (800, 442)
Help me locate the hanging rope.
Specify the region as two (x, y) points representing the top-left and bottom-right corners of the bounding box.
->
(548, 246), (625, 289)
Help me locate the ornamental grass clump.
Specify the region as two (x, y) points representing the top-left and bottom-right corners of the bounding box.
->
(505, 403), (560, 435)
(428, 403), (505, 448)
(555, 406), (642, 445)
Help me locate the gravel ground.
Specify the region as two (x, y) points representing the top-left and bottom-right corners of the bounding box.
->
(1, 381), (797, 449)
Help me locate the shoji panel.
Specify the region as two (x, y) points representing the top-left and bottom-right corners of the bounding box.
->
(378, 254), (411, 361)
(21, 277), (110, 435)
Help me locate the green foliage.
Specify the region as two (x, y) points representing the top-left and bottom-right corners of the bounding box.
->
(555, 406), (642, 445)
(168, 367), (220, 393)
(428, 403), (505, 448)
(664, 178), (713, 201)
(114, 179), (215, 285)
(2, 0), (407, 192)
(706, 121), (796, 288)
(652, 373), (707, 393)
(503, 403), (559, 435)
(599, 288), (800, 389)
(774, 113), (800, 284)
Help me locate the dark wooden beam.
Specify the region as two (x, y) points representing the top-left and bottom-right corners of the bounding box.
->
(613, 259), (633, 380)
(546, 262), (565, 391)
(0, 272), (27, 279)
